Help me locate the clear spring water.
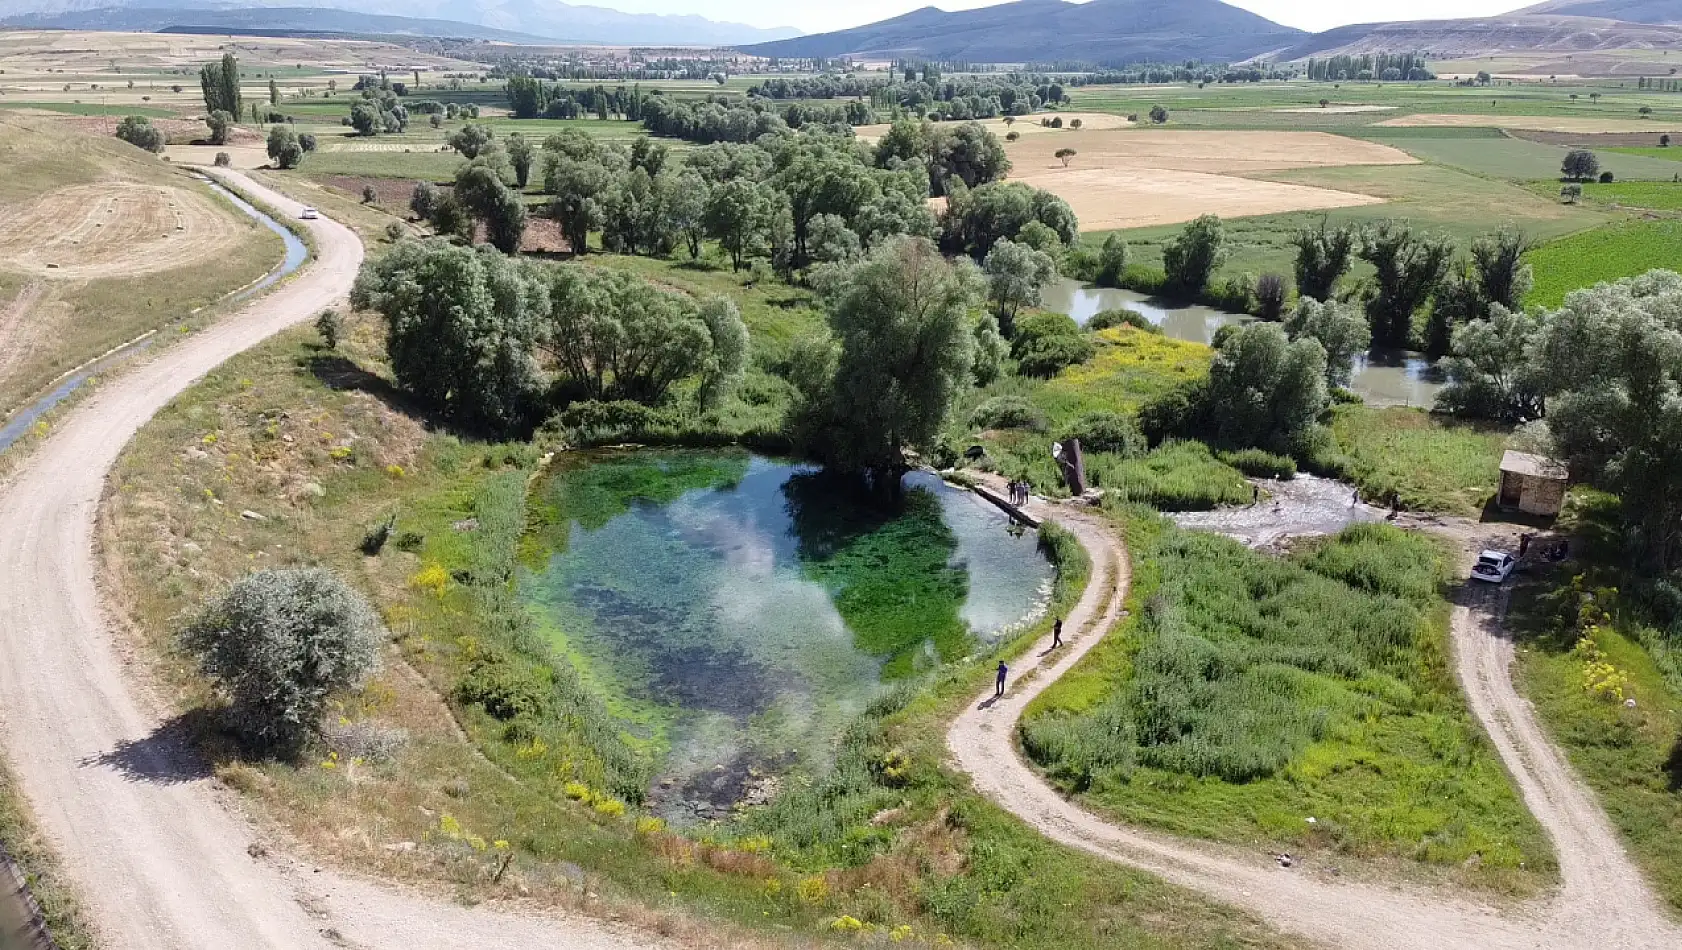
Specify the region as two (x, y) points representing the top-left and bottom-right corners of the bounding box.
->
(520, 450), (1053, 820)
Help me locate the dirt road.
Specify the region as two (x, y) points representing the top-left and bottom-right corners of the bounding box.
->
(0, 170), (664, 950)
(948, 487), (1682, 950)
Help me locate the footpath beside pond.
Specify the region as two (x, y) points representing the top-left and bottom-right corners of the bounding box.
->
(954, 472), (1682, 950)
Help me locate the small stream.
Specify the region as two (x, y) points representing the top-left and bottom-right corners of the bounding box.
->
(1042, 278), (1445, 408)
(1171, 474), (1390, 549)
(0, 178), (308, 455)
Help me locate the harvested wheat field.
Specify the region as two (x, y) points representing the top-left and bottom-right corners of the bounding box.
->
(0, 181), (246, 279)
(1378, 114), (1682, 133)
(1005, 130), (1416, 175)
(1005, 130), (1413, 230)
(1275, 105), (1397, 114)
(1022, 166), (1385, 230)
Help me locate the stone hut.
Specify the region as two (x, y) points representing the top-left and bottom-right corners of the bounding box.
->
(1496, 451), (1568, 517)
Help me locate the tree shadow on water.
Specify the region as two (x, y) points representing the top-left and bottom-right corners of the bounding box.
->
(78, 708), (222, 786)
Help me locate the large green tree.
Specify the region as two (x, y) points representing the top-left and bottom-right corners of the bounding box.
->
(1163, 215), (1226, 293)
(454, 162), (526, 254)
(703, 178), (777, 271)
(1205, 323), (1328, 451)
(541, 266), (745, 405)
(982, 237), (1057, 337)
(1290, 221), (1357, 301)
(1359, 222), (1454, 348)
(350, 240), (545, 431)
(1284, 297), (1370, 388)
(795, 236), (983, 480)
(199, 52), (241, 117)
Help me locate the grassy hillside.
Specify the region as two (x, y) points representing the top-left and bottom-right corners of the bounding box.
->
(0, 115), (280, 422)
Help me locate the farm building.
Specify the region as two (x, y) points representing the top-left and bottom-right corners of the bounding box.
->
(1496, 451), (1568, 517)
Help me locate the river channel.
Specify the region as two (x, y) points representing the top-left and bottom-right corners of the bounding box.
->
(1041, 278), (1446, 408)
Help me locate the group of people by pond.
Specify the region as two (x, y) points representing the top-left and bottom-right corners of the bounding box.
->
(1007, 480), (1032, 507)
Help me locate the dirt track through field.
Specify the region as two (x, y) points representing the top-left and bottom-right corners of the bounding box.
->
(0, 170), (668, 950)
(949, 479), (1682, 950)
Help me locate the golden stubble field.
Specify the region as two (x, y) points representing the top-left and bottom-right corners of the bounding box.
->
(1001, 129), (1418, 230)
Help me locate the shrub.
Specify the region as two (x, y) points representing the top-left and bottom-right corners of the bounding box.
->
(1254, 273), (1287, 321)
(409, 181), (437, 221)
(180, 568), (384, 756)
(314, 309), (344, 349)
(383, 221), (405, 243)
(213, 151), (231, 167)
(551, 399), (669, 444)
(362, 184), (378, 203)
(115, 115), (165, 153)
(1011, 311), (1094, 378)
(1216, 448), (1297, 479)
(1059, 411), (1145, 457)
(1086, 308), (1157, 333)
(1149, 105), (1168, 124)
(969, 395), (1047, 431)
(1598, 170), (1615, 183)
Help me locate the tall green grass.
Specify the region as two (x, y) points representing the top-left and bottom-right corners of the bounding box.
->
(1525, 218), (1682, 309)
(1023, 510), (1552, 881)
(1087, 441), (1252, 510)
(1328, 404), (1508, 516)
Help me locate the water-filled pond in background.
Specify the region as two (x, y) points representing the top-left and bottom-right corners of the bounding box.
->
(1041, 278), (1445, 408)
(521, 450), (1053, 821)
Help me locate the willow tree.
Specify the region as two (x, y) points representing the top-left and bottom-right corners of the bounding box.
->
(794, 236), (982, 484)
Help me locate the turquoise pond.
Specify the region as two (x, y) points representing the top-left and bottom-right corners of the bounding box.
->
(519, 450), (1053, 820)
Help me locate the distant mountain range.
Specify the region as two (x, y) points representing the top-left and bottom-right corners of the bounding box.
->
(741, 0), (1305, 65)
(0, 0), (802, 45)
(1277, 13), (1682, 60)
(1514, 0), (1682, 24)
(7, 0), (1682, 63)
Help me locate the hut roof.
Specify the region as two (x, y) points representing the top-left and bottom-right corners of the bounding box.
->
(1500, 450), (1567, 481)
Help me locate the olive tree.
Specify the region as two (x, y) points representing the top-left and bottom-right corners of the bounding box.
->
(1055, 147), (1077, 167)
(181, 568), (383, 756)
(982, 237), (1057, 337)
(351, 240), (545, 431)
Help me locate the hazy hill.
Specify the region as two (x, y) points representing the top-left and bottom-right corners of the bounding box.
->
(1513, 0), (1682, 24)
(0, 0), (802, 45)
(1276, 13), (1682, 59)
(741, 0), (1305, 65)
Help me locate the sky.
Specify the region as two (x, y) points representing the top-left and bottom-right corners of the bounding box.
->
(597, 0), (1535, 34)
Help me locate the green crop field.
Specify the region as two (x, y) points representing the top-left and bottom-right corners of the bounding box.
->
(1092, 162), (1608, 285)
(1525, 217), (1682, 307)
(1578, 179), (1682, 209)
(1378, 135), (1682, 181)
(1610, 146), (1682, 162)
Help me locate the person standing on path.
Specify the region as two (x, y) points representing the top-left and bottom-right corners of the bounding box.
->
(995, 661), (1008, 698)
(1052, 617), (1063, 648)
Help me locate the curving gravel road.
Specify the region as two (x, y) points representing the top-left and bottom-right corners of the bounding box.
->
(948, 481), (1682, 950)
(0, 171), (664, 950)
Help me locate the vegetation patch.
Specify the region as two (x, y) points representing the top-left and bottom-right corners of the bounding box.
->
(1024, 510), (1553, 890)
(1327, 404), (1508, 516)
(1513, 572), (1682, 911)
(1524, 218), (1682, 308)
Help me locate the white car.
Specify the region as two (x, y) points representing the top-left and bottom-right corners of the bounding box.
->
(1471, 550), (1516, 584)
(299, 207), (319, 220)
